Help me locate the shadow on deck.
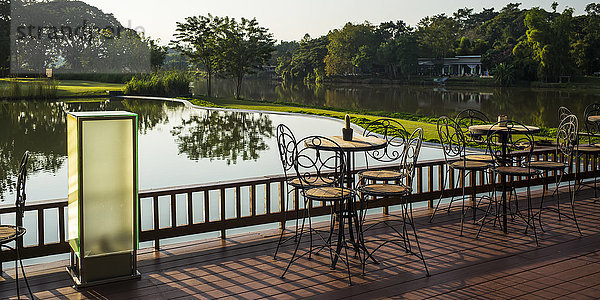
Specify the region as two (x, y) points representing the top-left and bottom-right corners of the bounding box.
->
(1, 185), (600, 299)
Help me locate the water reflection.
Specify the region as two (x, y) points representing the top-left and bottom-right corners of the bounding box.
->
(171, 111), (274, 165)
(193, 79), (600, 127)
(0, 99), (180, 200)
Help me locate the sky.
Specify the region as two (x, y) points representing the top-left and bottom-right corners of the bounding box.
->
(82, 0), (592, 45)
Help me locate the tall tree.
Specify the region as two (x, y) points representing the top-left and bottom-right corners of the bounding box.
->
(514, 7), (575, 81)
(324, 22), (379, 76)
(416, 14), (460, 60)
(218, 17), (275, 99)
(171, 14), (222, 97)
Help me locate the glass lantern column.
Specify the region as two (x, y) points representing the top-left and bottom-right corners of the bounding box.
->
(66, 111), (140, 287)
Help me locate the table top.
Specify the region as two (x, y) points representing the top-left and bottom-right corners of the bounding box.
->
(305, 135), (387, 152)
(468, 124), (540, 134)
(588, 115), (600, 122)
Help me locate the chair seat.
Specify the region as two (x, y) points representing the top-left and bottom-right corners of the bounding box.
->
(528, 160), (568, 170)
(495, 166), (540, 176)
(288, 176), (333, 188)
(358, 184), (411, 197)
(304, 187), (352, 201)
(464, 154), (494, 163)
(0, 225), (26, 244)
(358, 170), (404, 181)
(577, 145), (600, 154)
(449, 160), (490, 170)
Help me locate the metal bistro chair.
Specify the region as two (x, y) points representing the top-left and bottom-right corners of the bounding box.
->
(477, 121), (542, 245)
(455, 109), (494, 163)
(273, 124), (334, 260)
(280, 136), (357, 285)
(0, 151), (33, 299)
(357, 128), (429, 277)
(528, 114), (581, 235)
(357, 118), (408, 183)
(577, 103), (600, 200)
(430, 117), (491, 236)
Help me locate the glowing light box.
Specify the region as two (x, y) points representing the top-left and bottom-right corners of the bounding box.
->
(66, 111), (140, 287)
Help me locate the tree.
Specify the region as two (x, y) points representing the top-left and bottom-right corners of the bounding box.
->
(147, 38), (168, 71)
(514, 7), (575, 81)
(218, 17), (275, 99)
(324, 22), (379, 76)
(416, 14), (460, 60)
(171, 14), (222, 97)
(0, 0), (9, 76)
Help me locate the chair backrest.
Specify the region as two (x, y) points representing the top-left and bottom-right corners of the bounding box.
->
(455, 109), (490, 127)
(558, 106), (573, 123)
(557, 114), (578, 158)
(584, 103), (600, 144)
(455, 109), (490, 145)
(16, 151), (29, 223)
(486, 121), (535, 167)
(437, 116), (466, 163)
(292, 136), (346, 189)
(276, 124), (297, 178)
(402, 128), (423, 188)
(362, 118), (408, 165)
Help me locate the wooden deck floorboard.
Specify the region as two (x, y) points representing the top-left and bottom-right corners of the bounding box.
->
(1, 185), (599, 299)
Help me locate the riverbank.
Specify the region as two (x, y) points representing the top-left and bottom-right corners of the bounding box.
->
(0, 78), (124, 99)
(182, 96), (555, 143)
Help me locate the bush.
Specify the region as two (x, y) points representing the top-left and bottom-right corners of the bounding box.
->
(0, 78), (57, 99)
(125, 71), (191, 96)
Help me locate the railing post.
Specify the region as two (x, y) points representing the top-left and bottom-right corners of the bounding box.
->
(187, 192), (193, 226)
(220, 188), (226, 239)
(153, 196), (159, 251)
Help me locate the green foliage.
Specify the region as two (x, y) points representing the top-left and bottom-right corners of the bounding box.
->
(0, 78), (57, 99)
(416, 14), (460, 59)
(171, 14), (222, 97)
(492, 63), (515, 86)
(324, 22), (379, 76)
(217, 17), (275, 99)
(53, 73), (135, 83)
(125, 71), (190, 96)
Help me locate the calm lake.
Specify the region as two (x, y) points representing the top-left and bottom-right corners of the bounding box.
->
(193, 79), (600, 128)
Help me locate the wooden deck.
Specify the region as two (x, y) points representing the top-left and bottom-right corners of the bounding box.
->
(1, 185), (600, 299)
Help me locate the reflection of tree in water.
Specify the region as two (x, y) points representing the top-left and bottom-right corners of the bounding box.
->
(0, 101), (67, 201)
(0, 99), (177, 200)
(171, 111), (274, 165)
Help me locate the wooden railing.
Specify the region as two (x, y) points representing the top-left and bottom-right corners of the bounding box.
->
(1, 148), (598, 266)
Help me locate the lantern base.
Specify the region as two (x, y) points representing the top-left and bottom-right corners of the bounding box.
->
(67, 266), (141, 288)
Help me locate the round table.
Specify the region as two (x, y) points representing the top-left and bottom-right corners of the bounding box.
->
(306, 134), (387, 268)
(468, 123), (540, 233)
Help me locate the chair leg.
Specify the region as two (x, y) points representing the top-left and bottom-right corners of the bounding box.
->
(16, 243), (33, 300)
(281, 206), (308, 279)
(430, 169), (456, 223)
(406, 201), (430, 277)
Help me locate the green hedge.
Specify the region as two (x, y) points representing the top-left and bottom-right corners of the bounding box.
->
(125, 72), (191, 96)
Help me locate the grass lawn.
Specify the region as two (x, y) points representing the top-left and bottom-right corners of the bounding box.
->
(185, 97), (442, 142)
(55, 79), (124, 97)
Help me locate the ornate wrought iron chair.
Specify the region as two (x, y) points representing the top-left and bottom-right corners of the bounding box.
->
(357, 118), (408, 183)
(273, 124), (334, 260)
(476, 121), (542, 245)
(455, 109), (493, 163)
(357, 128), (429, 277)
(558, 106), (573, 123)
(430, 117), (491, 235)
(576, 103), (600, 199)
(280, 136), (356, 284)
(528, 115), (581, 235)
(0, 151), (33, 299)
